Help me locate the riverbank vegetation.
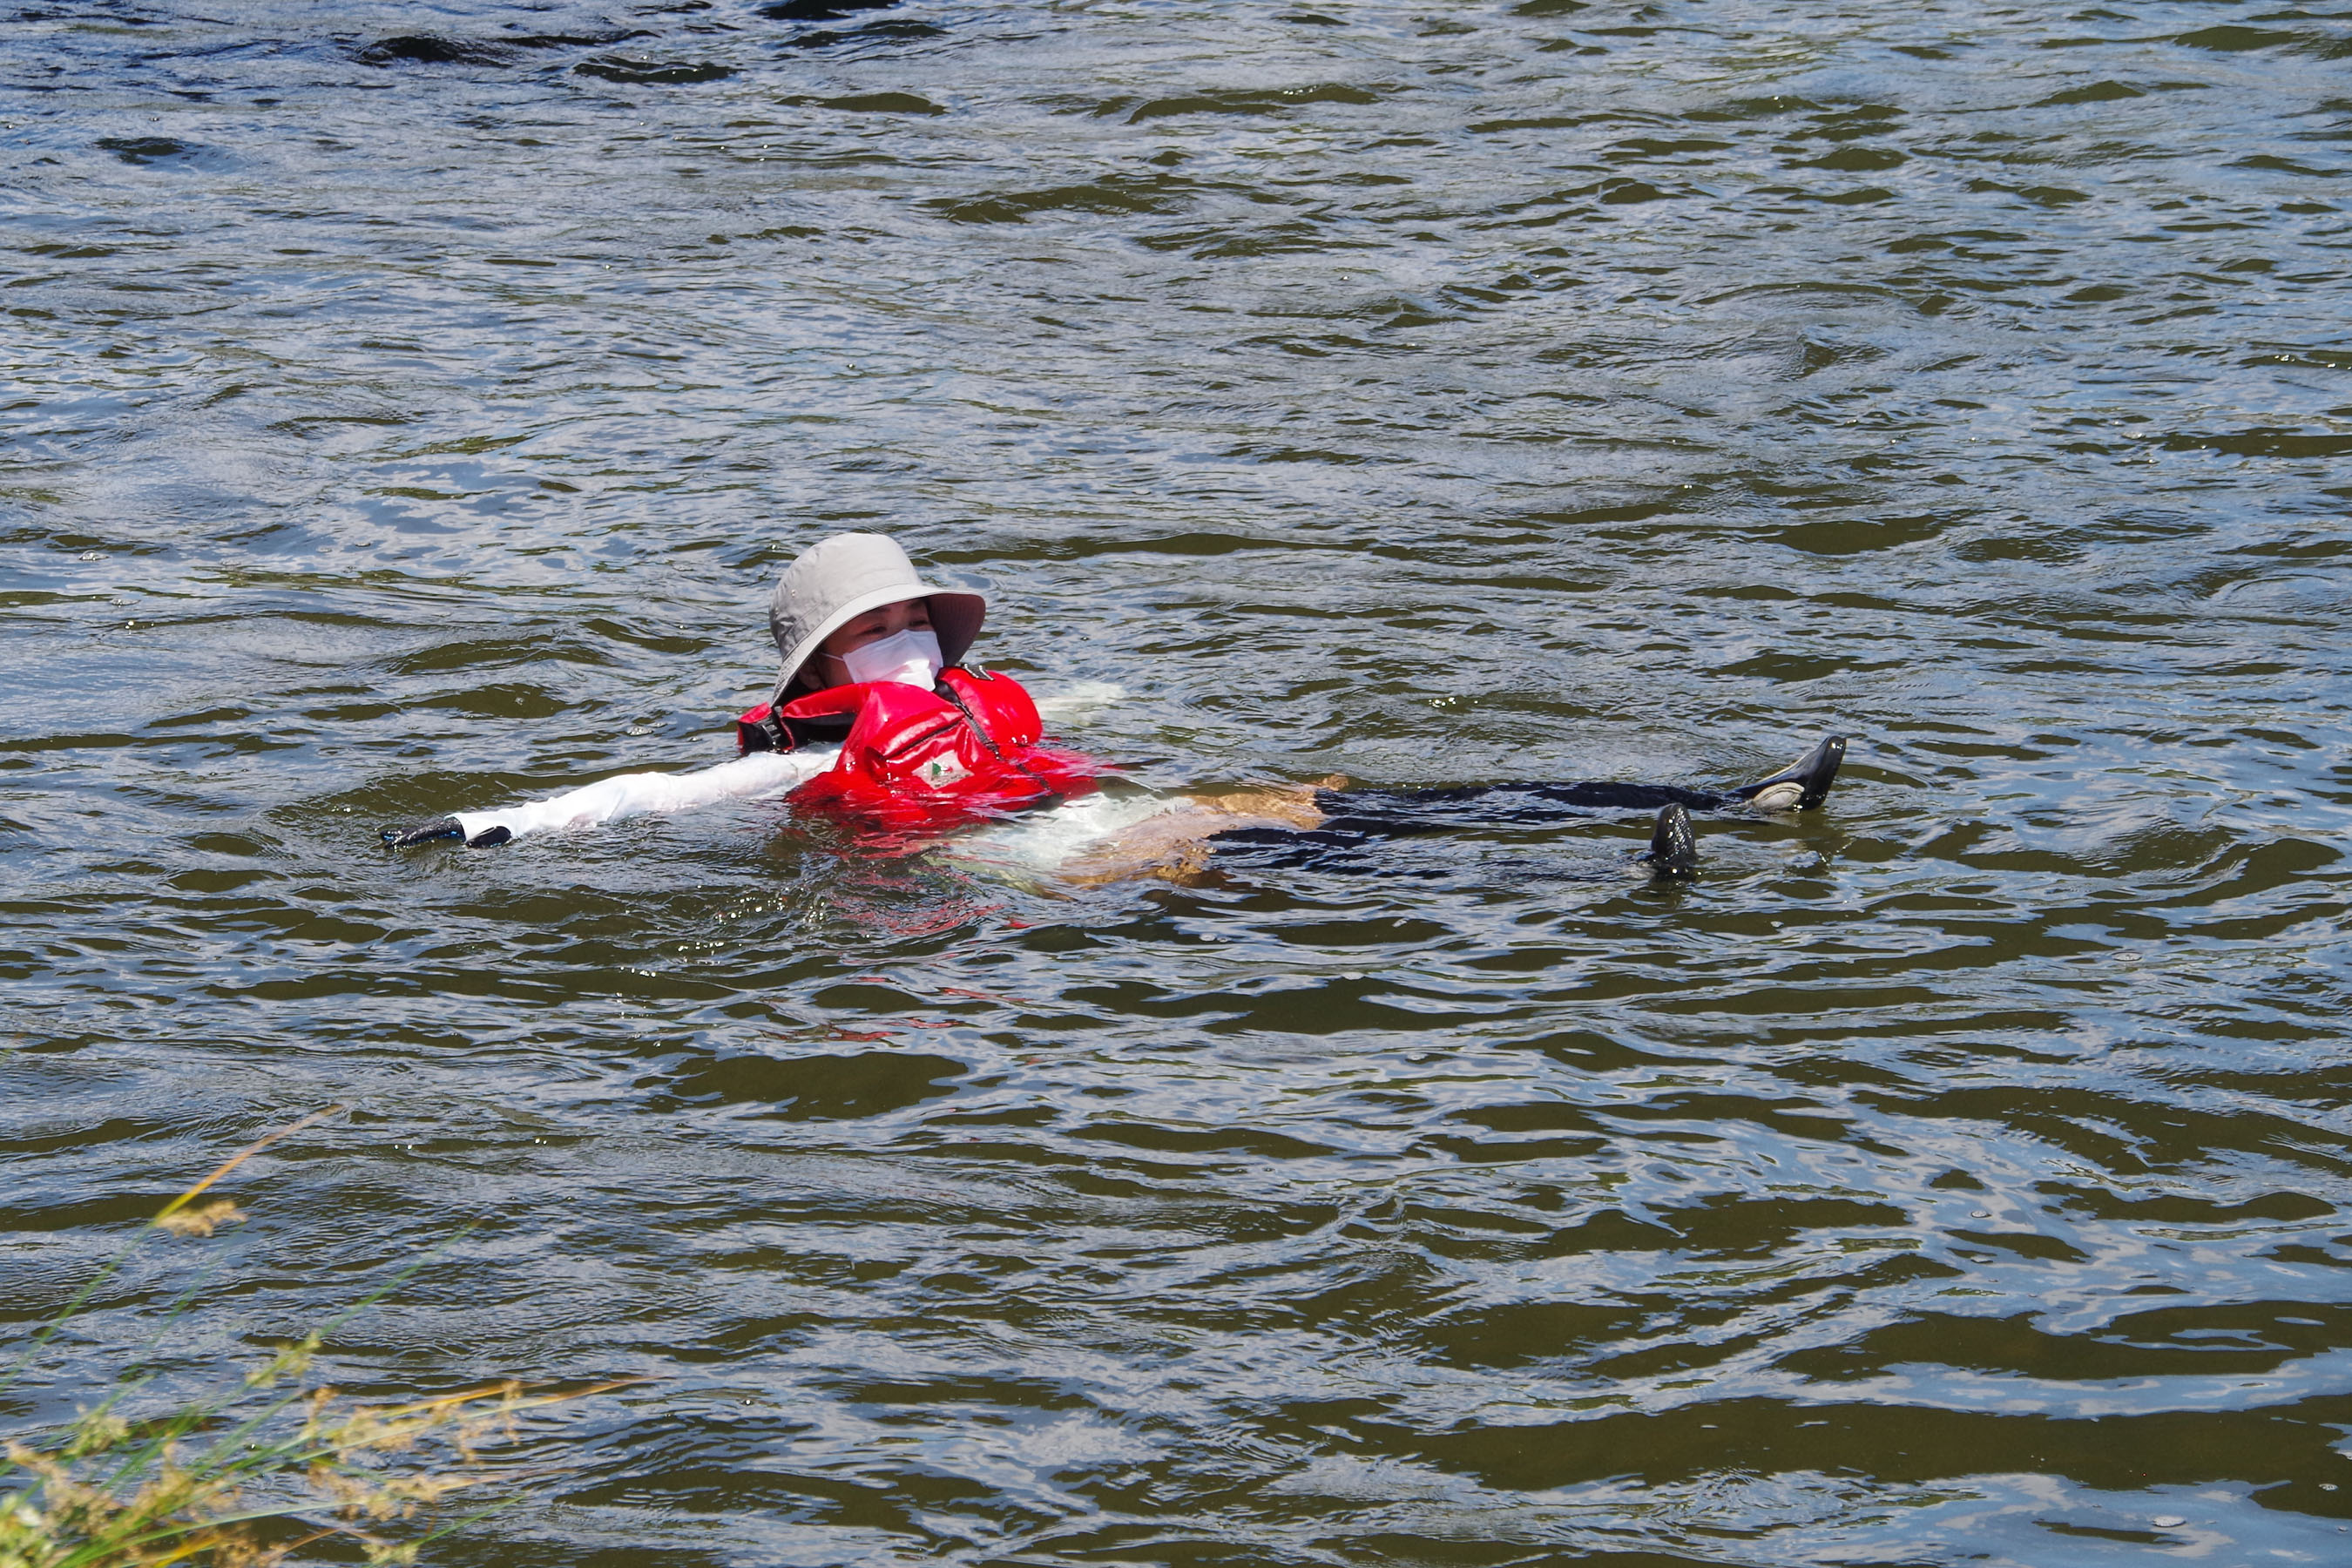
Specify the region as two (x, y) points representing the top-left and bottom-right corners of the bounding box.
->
(2, 1112), (623, 1568)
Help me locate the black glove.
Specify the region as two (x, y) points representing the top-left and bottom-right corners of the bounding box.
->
(382, 816), (463, 848)
(381, 817), (516, 849)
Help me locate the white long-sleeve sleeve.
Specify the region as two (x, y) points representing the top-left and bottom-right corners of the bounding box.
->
(451, 747), (839, 844)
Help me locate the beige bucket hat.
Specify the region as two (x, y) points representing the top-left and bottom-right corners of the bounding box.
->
(767, 532), (985, 706)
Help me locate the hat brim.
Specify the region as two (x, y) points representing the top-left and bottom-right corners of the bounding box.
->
(771, 585), (985, 706)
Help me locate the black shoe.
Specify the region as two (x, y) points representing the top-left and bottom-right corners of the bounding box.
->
(1734, 734), (1846, 812)
(382, 815), (464, 848)
(1640, 803), (1699, 878)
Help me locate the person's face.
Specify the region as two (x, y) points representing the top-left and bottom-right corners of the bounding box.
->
(810, 597), (934, 689)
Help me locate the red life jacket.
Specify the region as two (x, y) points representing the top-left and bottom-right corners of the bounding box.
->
(733, 667), (1101, 835)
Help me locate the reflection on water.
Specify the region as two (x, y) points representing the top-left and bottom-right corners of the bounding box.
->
(5, 0), (2352, 1562)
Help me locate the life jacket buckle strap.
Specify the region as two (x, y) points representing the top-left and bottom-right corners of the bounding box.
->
(937, 679), (1061, 801)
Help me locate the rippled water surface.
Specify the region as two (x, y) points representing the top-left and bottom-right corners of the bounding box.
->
(9, 0), (2352, 1562)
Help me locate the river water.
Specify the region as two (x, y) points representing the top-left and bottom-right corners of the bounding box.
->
(7, 0), (2352, 1562)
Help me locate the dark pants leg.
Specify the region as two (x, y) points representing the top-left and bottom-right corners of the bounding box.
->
(1205, 781), (1733, 871)
(1310, 781), (1734, 835)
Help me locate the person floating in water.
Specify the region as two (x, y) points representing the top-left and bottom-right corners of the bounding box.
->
(383, 531), (1845, 878)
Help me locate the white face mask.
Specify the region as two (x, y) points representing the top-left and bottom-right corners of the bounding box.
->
(841, 625), (943, 689)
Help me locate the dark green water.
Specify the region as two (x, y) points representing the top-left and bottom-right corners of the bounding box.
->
(7, 1), (2352, 1562)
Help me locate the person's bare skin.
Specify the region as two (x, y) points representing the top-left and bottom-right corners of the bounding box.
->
(1059, 776), (1346, 887)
